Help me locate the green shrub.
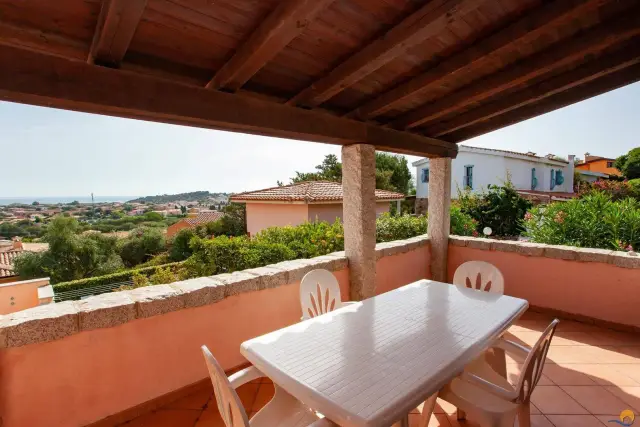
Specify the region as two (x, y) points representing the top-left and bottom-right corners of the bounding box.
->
(254, 220), (344, 258)
(183, 236), (296, 277)
(458, 183), (532, 237)
(117, 227), (166, 267)
(524, 191), (640, 251)
(52, 262), (183, 293)
(450, 206), (477, 236)
(376, 213), (427, 242)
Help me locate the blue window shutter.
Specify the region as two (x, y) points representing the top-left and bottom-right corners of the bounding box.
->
(550, 169), (555, 190)
(464, 165), (473, 189)
(556, 170), (564, 185)
(531, 168), (537, 190)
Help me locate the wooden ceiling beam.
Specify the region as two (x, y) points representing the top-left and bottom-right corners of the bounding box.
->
(88, 0), (147, 67)
(206, 0), (335, 91)
(424, 44), (640, 137)
(287, 0), (485, 108)
(392, 12), (640, 130)
(442, 62), (640, 142)
(348, 0), (608, 120)
(0, 44), (456, 158)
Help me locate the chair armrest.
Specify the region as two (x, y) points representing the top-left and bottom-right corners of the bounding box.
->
(341, 301), (358, 308)
(460, 372), (518, 401)
(229, 366), (264, 389)
(494, 338), (531, 359)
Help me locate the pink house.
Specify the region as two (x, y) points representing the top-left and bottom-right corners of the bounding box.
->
(230, 181), (404, 236)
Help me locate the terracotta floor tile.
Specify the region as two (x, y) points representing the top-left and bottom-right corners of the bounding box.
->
(511, 319), (550, 333)
(446, 412), (483, 427)
(251, 382), (275, 413)
(584, 347), (640, 364)
(603, 386), (640, 412)
(124, 409), (202, 427)
(528, 414), (555, 427)
(434, 398), (458, 415)
(530, 403), (541, 415)
(547, 346), (602, 364)
(416, 412), (451, 427)
(546, 414), (608, 427)
(530, 386), (588, 415)
(164, 387), (213, 410)
(543, 364), (598, 386)
(194, 404), (226, 427)
(236, 382), (260, 410)
(586, 331), (640, 347)
(555, 321), (602, 334)
(560, 386), (630, 415)
(564, 364), (640, 387)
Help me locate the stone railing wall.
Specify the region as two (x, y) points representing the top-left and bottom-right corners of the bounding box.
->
(0, 235), (430, 427)
(449, 236), (640, 330)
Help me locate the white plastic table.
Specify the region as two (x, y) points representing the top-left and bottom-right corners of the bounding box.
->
(241, 280), (528, 427)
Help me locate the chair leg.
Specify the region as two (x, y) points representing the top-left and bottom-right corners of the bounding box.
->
(457, 409), (466, 421)
(517, 403), (531, 427)
(417, 393), (438, 427)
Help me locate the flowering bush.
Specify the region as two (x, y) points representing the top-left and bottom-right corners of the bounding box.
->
(450, 206), (477, 237)
(577, 179), (640, 201)
(376, 213), (427, 242)
(254, 220), (344, 258)
(524, 191), (640, 251)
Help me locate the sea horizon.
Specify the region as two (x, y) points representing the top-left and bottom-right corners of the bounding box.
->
(0, 196), (139, 205)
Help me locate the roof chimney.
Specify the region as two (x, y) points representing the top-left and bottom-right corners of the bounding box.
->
(11, 236), (23, 250)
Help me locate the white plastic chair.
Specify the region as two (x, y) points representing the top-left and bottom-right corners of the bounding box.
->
(202, 345), (333, 427)
(453, 261), (505, 295)
(300, 269), (356, 320)
(421, 319), (559, 427)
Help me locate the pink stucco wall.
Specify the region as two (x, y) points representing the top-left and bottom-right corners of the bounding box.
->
(307, 202), (391, 224)
(0, 245), (431, 427)
(448, 245), (640, 328)
(245, 203), (308, 236)
(0, 278), (49, 315)
(0, 269), (349, 427)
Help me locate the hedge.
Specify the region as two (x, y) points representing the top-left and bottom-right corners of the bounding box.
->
(52, 262), (184, 293)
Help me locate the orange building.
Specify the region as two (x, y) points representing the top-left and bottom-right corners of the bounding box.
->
(166, 212), (225, 238)
(576, 154), (621, 176)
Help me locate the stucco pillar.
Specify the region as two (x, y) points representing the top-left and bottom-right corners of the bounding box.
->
(342, 144), (377, 300)
(427, 157), (452, 282)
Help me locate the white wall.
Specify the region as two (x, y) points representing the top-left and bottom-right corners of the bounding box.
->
(415, 151), (573, 199)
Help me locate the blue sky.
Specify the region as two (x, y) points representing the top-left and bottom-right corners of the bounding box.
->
(1, 81), (639, 198)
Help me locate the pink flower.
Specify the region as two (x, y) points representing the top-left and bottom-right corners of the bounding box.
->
(472, 230), (479, 237)
(553, 211), (566, 224)
(626, 245), (634, 252)
(524, 212), (533, 221)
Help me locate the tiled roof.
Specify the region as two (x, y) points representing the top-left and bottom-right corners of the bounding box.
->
(0, 250), (21, 278)
(460, 146), (570, 163)
(185, 212), (225, 226)
(230, 181), (405, 203)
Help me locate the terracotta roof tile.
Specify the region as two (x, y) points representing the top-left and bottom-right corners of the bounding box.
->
(185, 212), (225, 226)
(230, 181), (405, 203)
(0, 250), (21, 277)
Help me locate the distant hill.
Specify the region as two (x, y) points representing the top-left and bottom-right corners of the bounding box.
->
(128, 191), (229, 204)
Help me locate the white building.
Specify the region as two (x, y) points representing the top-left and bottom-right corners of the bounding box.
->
(413, 146), (575, 213)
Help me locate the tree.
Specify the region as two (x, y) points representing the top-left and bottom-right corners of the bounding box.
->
(32, 201), (39, 206)
(143, 211), (164, 222)
(615, 147), (640, 179)
(14, 216), (124, 283)
(180, 205), (187, 215)
(288, 152), (413, 194)
(169, 228), (198, 261)
(117, 227), (166, 267)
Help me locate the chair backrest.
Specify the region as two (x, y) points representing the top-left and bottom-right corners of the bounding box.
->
(452, 261), (505, 294)
(300, 269), (342, 319)
(201, 346), (250, 427)
(514, 319), (560, 403)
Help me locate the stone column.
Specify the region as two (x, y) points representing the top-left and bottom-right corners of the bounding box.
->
(427, 157), (452, 282)
(342, 144), (377, 300)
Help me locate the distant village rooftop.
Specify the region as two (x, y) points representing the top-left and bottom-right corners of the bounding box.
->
(230, 181), (405, 204)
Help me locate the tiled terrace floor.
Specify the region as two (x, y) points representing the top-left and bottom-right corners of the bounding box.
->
(118, 311), (640, 427)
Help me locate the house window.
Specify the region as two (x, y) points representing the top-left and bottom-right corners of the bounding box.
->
(555, 170), (564, 185)
(421, 168), (430, 183)
(550, 169), (555, 190)
(607, 161), (614, 168)
(531, 168), (538, 190)
(463, 165), (474, 190)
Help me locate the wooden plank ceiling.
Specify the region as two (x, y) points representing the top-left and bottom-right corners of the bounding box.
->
(0, 0), (639, 156)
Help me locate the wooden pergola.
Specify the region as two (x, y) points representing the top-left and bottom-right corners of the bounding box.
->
(1, 0), (639, 298)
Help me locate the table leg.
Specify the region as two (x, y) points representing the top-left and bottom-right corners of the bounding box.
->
(419, 392), (438, 427)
